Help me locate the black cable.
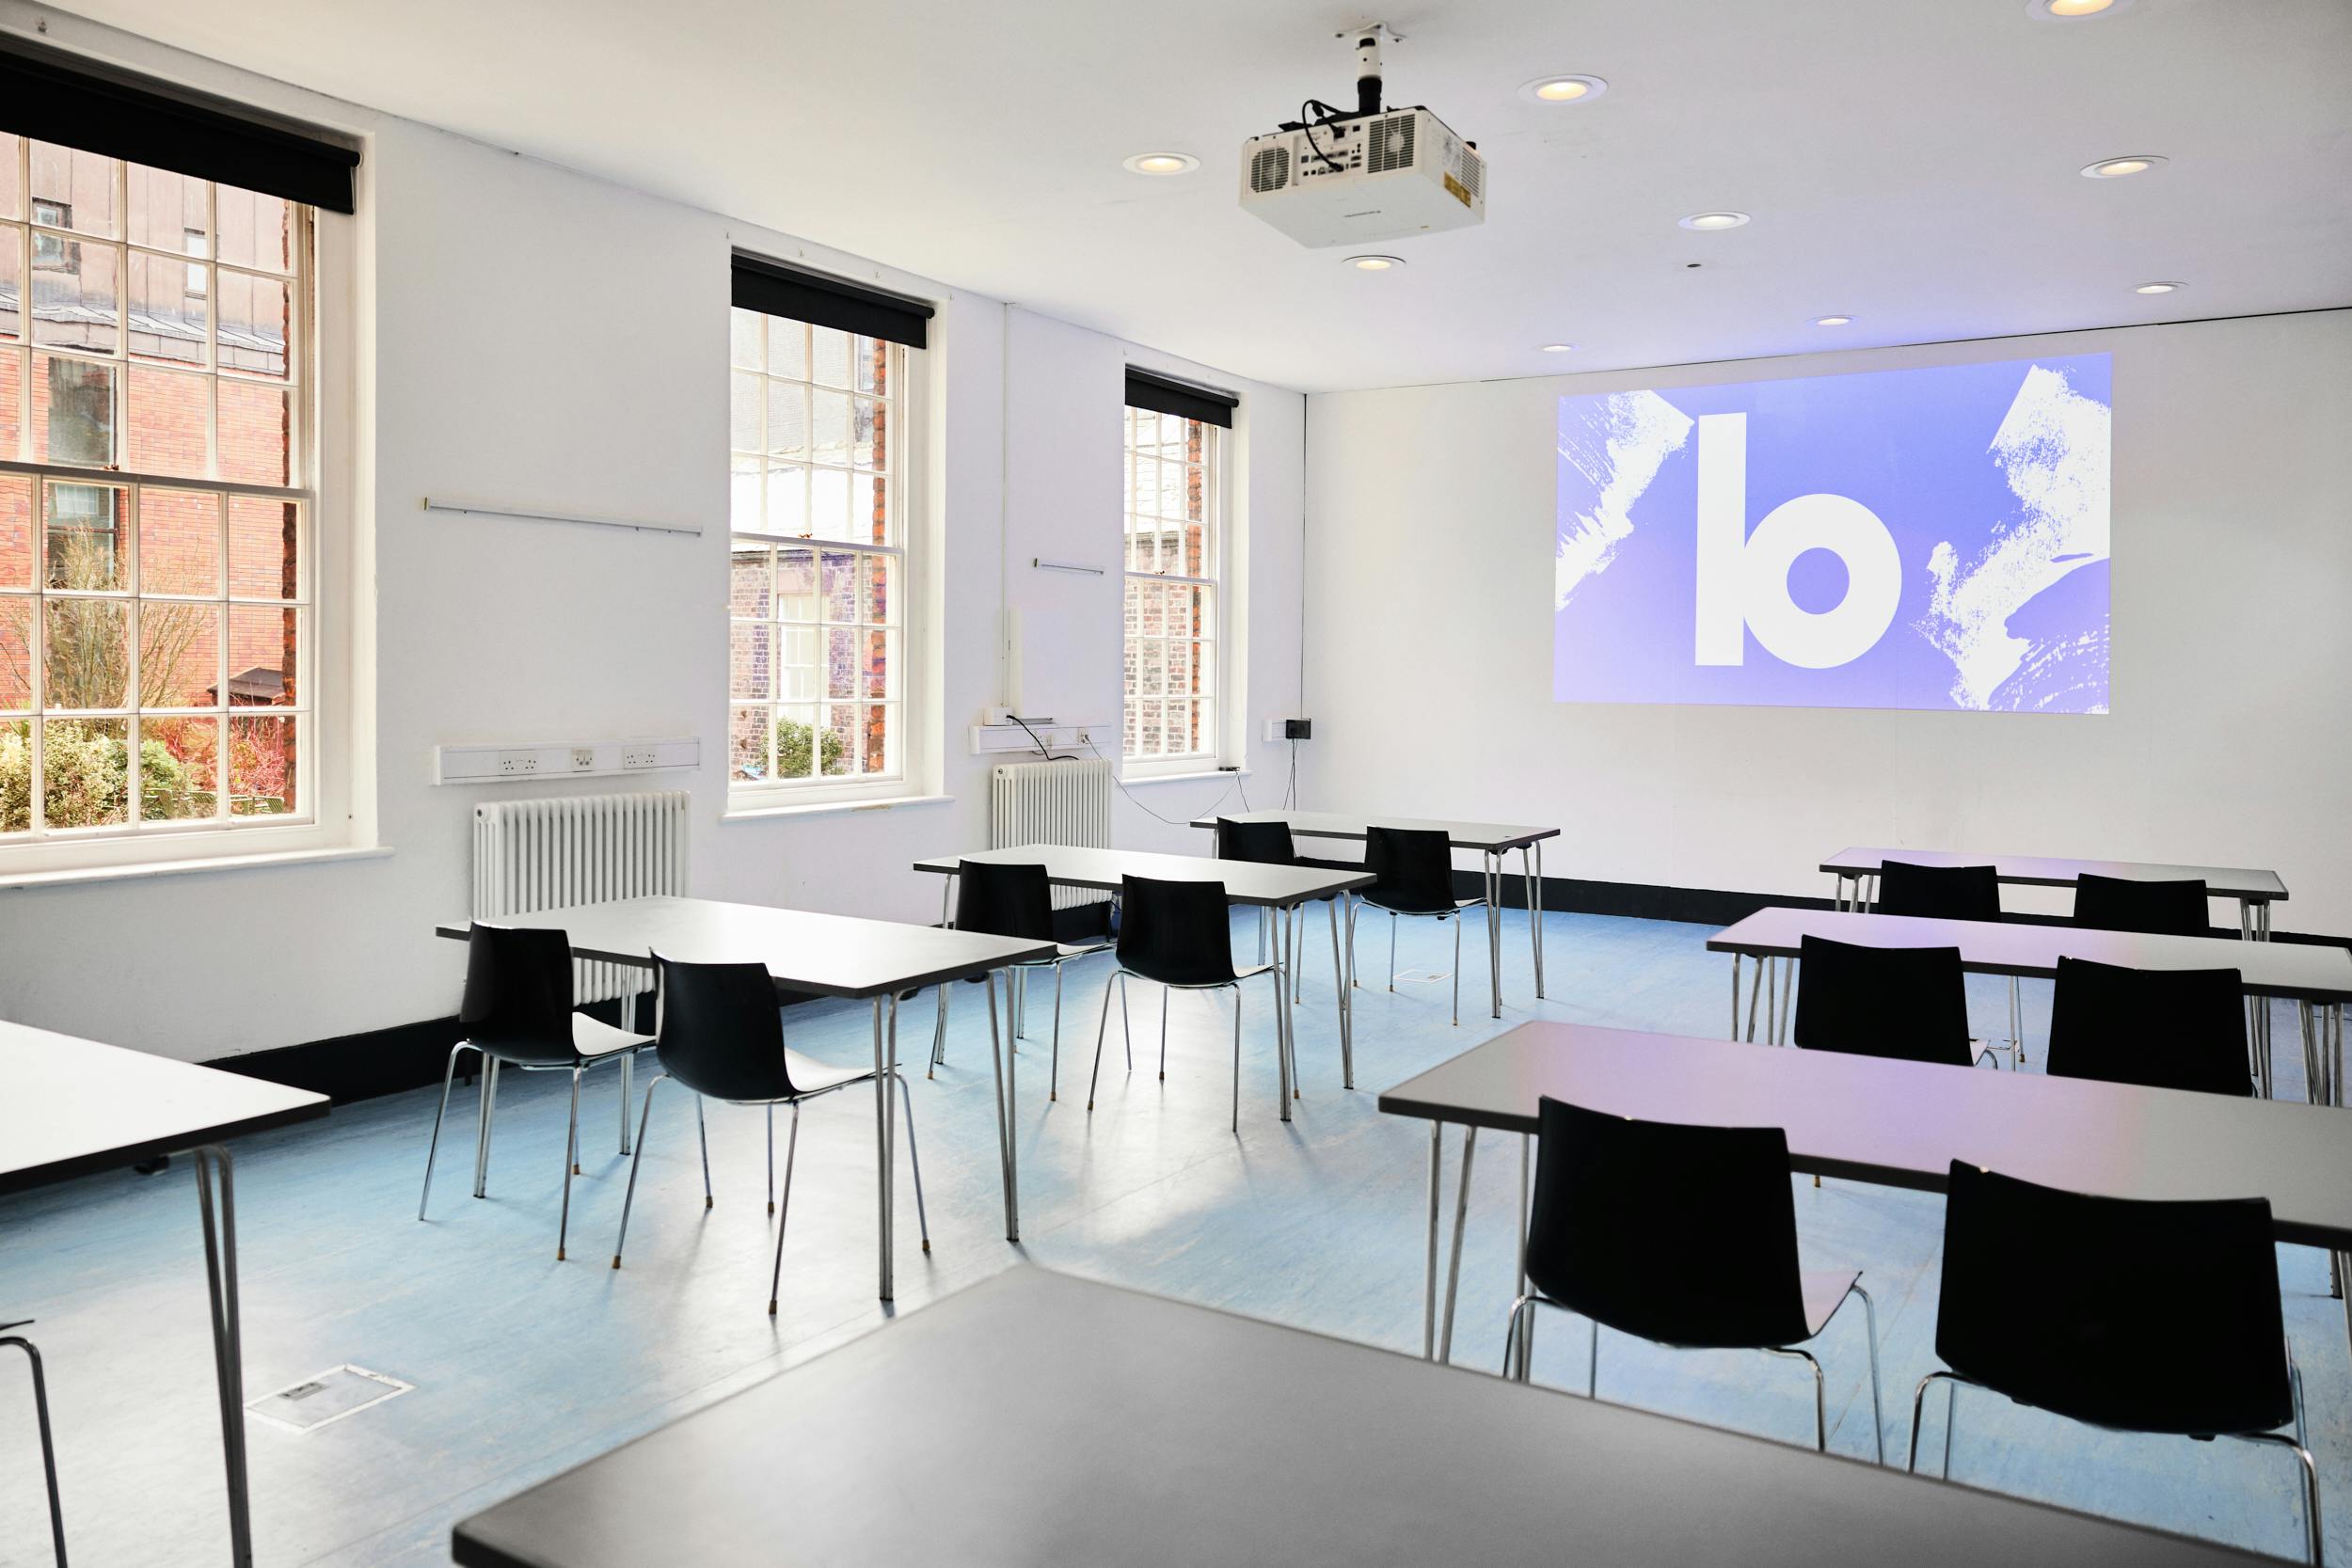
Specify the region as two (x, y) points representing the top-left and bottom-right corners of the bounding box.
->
(1009, 714), (1076, 762)
(1284, 739), (1298, 808)
(1298, 98), (1347, 174)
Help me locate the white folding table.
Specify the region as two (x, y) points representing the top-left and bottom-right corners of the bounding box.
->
(1821, 847), (2288, 939)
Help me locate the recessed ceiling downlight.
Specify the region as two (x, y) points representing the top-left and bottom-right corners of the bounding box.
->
(1122, 151), (1199, 175)
(1678, 211), (1750, 231)
(2027, 0), (2137, 18)
(2081, 154), (2167, 179)
(1538, 342), (1577, 353)
(1344, 254), (1405, 272)
(1519, 74), (1608, 104)
(2133, 280), (2184, 294)
(1813, 315), (1853, 326)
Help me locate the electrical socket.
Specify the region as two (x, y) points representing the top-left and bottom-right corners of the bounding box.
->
(570, 748), (596, 771)
(622, 746), (660, 769)
(498, 752), (540, 775)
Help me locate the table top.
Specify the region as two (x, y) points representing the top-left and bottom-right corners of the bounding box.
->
(435, 895), (1057, 1000)
(1707, 906), (2352, 1002)
(1379, 1023), (2352, 1252)
(912, 842), (1372, 908)
(452, 1266), (2269, 1568)
(1189, 809), (1560, 852)
(1822, 847), (2288, 901)
(0, 1021), (328, 1196)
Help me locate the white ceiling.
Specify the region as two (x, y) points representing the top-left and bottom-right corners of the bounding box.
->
(42, 0), (2352, 391)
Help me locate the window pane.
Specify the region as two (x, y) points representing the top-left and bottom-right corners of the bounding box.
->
(777, 548), (818, 621)
(0, 135), (17, 218)
(820, 704), (854, 775)
(850, 396), (882, 469)
(730, 453), (761, 531)
(808, 467), (850, 541)
(862, 474), (889, 546)
(862, 552), (891, 625)
(763, 464), (806, 537)
(0, 229), (21, 340)
(823, 626), (855, 700)
(860, 702), (891, 774)
(40, 717), (130, 827)
(0, 719), (24, 833)
(30, 144), (118, 237)
(766, 320), (805, 379)
(141, 488), (225, 595)
(32, 240), (119, 354)
(45, 482), (127, 590)
(125, 363), (209, 479)
(728, 545), (772, 618)
(809, 388), (850, 467)
(1156, 456), (1186, 524)
(776, 625), (820, 701)
(215, 269), (290, 379)
(228, 712), (294, 814)
(729, 621), (770, 701)
(0, 599), (31, 708)
(729, 308), (762, 370)
(215, 186), (292, 274)
(128, 249), (207, 365)
(227, 497), (299, 599)
(216, 378), (291, 484)
(139, 601), (223, 707)
(864, 629), (892, 700)
(31, 354), (117, 467)
(1136, 640), (1164, 697)
(44, 598), (128, 708)
(819, 549), (858, 623)
(775, 705), (820, 779)
(729, 705), (770, 781)
(0, 475), (31, 590)
(853, 336), (886, 395)
(140, 715), (219, 820)
(766, 378), (807, 461)
(128, 165), (207, 253)
(1135, 698), (1163, 757)
(809, 326), (850, 388)
(729, 372), (761, 453)
(226, 605), (297, 705)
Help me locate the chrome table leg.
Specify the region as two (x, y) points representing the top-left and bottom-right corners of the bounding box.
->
(1422, 1121), (1442, 1360)
(1531, 840), (1547, 998)
(1439, 1126), (1478, 1366)
(871, 995), (895, 1301)
(194, 1145), (253, 1568)
(1486, 851), (1502, 1020)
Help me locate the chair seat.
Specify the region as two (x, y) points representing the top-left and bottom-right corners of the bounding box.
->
(573, 1013), (656, 1058)
(783, 1049), (876, 1098)
(1799, 1269), (1862, 1340)
(1050, 940), (1115, 960)
(1359, 887), (1476, 916)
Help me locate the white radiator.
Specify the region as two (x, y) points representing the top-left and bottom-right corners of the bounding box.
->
(990, 759), (1112, 912)
(472, 790), (691, 1003)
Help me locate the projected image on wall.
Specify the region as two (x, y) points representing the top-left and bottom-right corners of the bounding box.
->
(1552, 354), (2111, 712)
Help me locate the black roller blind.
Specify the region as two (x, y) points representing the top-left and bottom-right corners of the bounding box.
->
(0, 38), (360, 214)
(1125, 367), (1238, 429)
(731, 252), (933, 350)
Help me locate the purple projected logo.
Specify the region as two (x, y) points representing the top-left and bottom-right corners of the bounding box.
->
(1552, 355), (2111, 712)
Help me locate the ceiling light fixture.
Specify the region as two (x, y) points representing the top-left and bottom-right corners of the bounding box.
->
(2132, 280), (2184, 294)
(2027, 0), (2137, 19)
(2080, 154), (2167, 179)
(1813, 315), (1853, 326)
(1678, 211), (1750, 231)
(1538, 342), (1577, 353)
(1519, 74), (1608, 104)
(1344, 254), (1406, 271)
(1122, 151), (1199, 175)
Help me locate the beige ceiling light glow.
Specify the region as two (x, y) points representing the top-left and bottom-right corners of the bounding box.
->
(1344, 254), (1406, 271)
(1677, 211), (1750, 231)
(1519, 74), (1608, 104)
(2133, 280), (2184, 294)
(2080, 155), (2167, 179)
(2027, 0), (2137, 19)
(1121, 152), (1199, 175)
(1813, 315), (1854, 326)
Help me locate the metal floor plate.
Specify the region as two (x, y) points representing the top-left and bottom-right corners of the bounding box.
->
(246, 1366), (413, 1433)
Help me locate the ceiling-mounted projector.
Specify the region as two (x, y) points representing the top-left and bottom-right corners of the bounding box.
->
(1240, 24), (1486, 248)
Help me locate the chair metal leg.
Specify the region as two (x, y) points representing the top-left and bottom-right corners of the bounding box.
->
(695, 1095), (712, 1209)
(929, 982), (948, 1077)
(1588, 1316), (1600, 1398)
(1050, 964), (1066, 1101)
(1908, 1370), (1963, 1478)
(1231, 982), (1244, 1132)
(1120, 972), (1134, 1070)
(1088, 970), (1120, 1112)
(611, 1073), (666, 1267)
(767, 1102), (802, 1315)
(619, 1046), (633, 1155)
(2008, 976), (2025, 1066)
(1389, 912), (1397, 991)
(1502, 1294), (1538, 1382)
(1292, 898), (1304, 1005)
(895, 1071), (930, 1253)
(1159, 987), (1169, 1080)
(472, 1057), (501, 1198)
(2227, 1433), (2325, 1566)
(1, 1331), (68, 1567)
(1851, 1283), (1885, 1465)
(1452, 913), (1462, 1026)
(1764, 1348), (1828, 1452)
(419, 1041), (477, 1221)
(554, 1069), (583, 1260)
(766, 1104), (775, 1215)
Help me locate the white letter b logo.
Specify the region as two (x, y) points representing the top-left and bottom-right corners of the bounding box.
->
(1693, 412), (1901, 669)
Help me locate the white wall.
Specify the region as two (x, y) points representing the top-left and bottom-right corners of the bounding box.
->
(0, 8), (1304, 1060)
(1303, 311), (2352, 933)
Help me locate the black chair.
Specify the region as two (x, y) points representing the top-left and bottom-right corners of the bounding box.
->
(1503, 1098), (1883, 1461)
(2045, 956), (2251, 1097)
(1216, 817), (1349, 996)
(1088, 874), (1281, 1130)
(1911, 1163), (2317, 1562)
(1874, 861), (2021, 1063)
(613, 954), (928, 1315)
(1347, 826), (1484, 1025)
(1790, 935), (1984, 1069)
(418, 923), (654, 1259)
(2073, 873), (2212, 938)
(1, 1318), (65, 1565)
(928, 860), (1111, 1101)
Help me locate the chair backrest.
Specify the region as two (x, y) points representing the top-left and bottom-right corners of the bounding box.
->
(1116, 875), (1238, 988)
(2045, 956), (2249, 1097)
(1215, 816), (1297, 866)
(459, 923), (579, 1064)
(652, 954), (797, 1101)
(1363, 826), (1456, 911)
(1935, 1162), (2290, 1436)
(1524, 1097), (1810, 1349)
(954, 860), (1057, 942)
(1789, 935), (1974, 1068)
(1876, 861), (2002, 923)
(2072, 874), (2210, 938)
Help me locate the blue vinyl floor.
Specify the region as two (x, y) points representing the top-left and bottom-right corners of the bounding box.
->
(0, 909), (2340, 1565)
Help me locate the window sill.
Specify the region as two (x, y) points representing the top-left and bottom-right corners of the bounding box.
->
(1119, 768), (1248, 787)
(0, 844), (393, 893)
(724, 792), (954, 823)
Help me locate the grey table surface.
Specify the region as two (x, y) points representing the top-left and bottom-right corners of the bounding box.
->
(435, 895), (1057, 998)
(1708, 907), (2352, 1002)
(1188, 808), (1561, 852)
(1821, 847), (2288, 901)
(912, 841), (1373, 907)
(0, 1020), (328, 1196)
(1378, 1022), (2352, 1251)
(449, 1265), (2272, 1568)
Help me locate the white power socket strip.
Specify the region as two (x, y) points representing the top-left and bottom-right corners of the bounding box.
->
(436, 737), (700, 784)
